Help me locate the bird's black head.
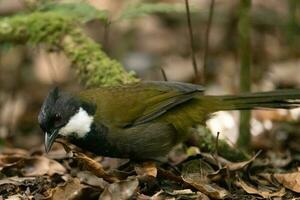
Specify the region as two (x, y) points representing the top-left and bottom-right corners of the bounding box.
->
(38, 87), (95, 153)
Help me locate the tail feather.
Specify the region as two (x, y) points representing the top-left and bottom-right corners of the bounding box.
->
(208, 89), (300, 111)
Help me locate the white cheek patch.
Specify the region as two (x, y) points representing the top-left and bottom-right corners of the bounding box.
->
(59, 107), (94, 138)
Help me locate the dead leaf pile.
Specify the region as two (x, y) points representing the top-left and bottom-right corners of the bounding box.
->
(2, 129), (300, 200)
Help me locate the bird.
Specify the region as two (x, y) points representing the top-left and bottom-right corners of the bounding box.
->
(38, 81), (300, 160)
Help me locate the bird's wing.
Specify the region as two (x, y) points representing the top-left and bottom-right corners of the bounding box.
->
(79, 81), (204, 128)
(131, 90), (199, 126)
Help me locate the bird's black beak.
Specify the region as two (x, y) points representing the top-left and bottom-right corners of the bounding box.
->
(44, 129), (59, 153)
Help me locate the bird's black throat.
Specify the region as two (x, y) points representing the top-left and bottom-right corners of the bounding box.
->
(68, 122), (124, 158)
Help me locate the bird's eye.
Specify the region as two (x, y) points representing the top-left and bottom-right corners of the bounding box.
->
(54, 113), (62, 122)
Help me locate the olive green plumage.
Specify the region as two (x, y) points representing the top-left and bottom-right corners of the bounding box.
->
(39, 81), (300, 159)
(75, 81), (300, 159)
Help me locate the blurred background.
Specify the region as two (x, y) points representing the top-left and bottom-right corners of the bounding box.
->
(0, 0), (300, 151)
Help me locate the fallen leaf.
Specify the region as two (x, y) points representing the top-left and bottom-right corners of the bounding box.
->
(274, 171), (300, 193)
(22, 156), (66, 176)
(51, 178), (100, 200)
(0, 155), (23, 168)
(182, 159), (214, 177)
(138, 190), (210, 200)
(167, 189), (194, 195)
(199, 152), (231, 167)
(73, 152), (119, 183)
(207, 152), (261, 181)
(134, 161), (157, 177)
(168, 189), (210, 200)
(182, 174), (228, 199)
(52, 178), (83, 200)
(181, 159), (228, 199)
(225, 151), (261, 171)
(99, 178), (139, 200)
(6, 194), (24, 200)
(250, 173), (278, 188)
(1, 148), (28, 156)
(76, 170), (108, 188)
(0, 155), (65, 176)
(0, 176), (36, 185)
(236, 179), (285, 198)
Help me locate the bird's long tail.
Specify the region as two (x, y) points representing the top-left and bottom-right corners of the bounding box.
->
(205, 89), (300, 112)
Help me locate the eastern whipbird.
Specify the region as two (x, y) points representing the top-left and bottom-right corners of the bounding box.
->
(38, 81), (300, 160)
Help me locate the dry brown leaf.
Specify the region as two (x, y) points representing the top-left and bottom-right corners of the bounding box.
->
(236, 179), (285, 198)
(199, 152), (231, 167)
(0, 155), (23, 168)
(139, 190), (210, 200)
(56, 140), (119, 183)
(0, 177), (36, 185)
(76, 170), (108, 188)
(51, 178), (85, 200)
(74, 152), (119, 183)
(182, 173), (228, 199)
(250, 173), (277, 187)
(99, 178), (139, 200)
(134, 161), (157, 177)
(207, 151), (261, 181)
(274, 171), (300, 193)
(22, 156), (66, 176)
(226, 151), (261, 171)
(1, 148), (28, 156)
(181, 159), (227, 199)
(167, 189), (194, 195)
(0, 155), (65, 176)
(207, 167), (227, 182)
(5, 194), (24, 200)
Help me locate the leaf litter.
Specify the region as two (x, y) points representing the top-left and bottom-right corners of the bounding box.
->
(2, 122), (300, 199)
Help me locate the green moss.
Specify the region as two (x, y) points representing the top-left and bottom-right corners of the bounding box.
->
(0, 12), (138, 87)
(0, 12), (73, 45)
(196, 126), (249, 161)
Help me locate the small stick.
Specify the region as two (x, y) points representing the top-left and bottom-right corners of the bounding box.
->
(215, 132), (220, 156)
(184, 0), (198, 78)
(160, 67), (168, 81)
(103, 20), (111, 52)
(202, 0), (215, 84)
(214, 132), (222, 169)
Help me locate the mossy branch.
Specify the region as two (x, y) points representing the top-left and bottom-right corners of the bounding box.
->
(0, 12), (139, 87)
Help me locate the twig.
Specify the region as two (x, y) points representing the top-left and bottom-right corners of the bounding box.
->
(184, 0), (198, 78)
(213, 132), (221, 169)
(202, 0), (215, 85)
(214, 132), (220, 156)
(237, 0), (252, 149)
(160, 67), (168, 81)
(103, 20), (111, 53)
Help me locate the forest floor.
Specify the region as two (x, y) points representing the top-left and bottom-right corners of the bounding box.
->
(1, 121), (300, 200)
